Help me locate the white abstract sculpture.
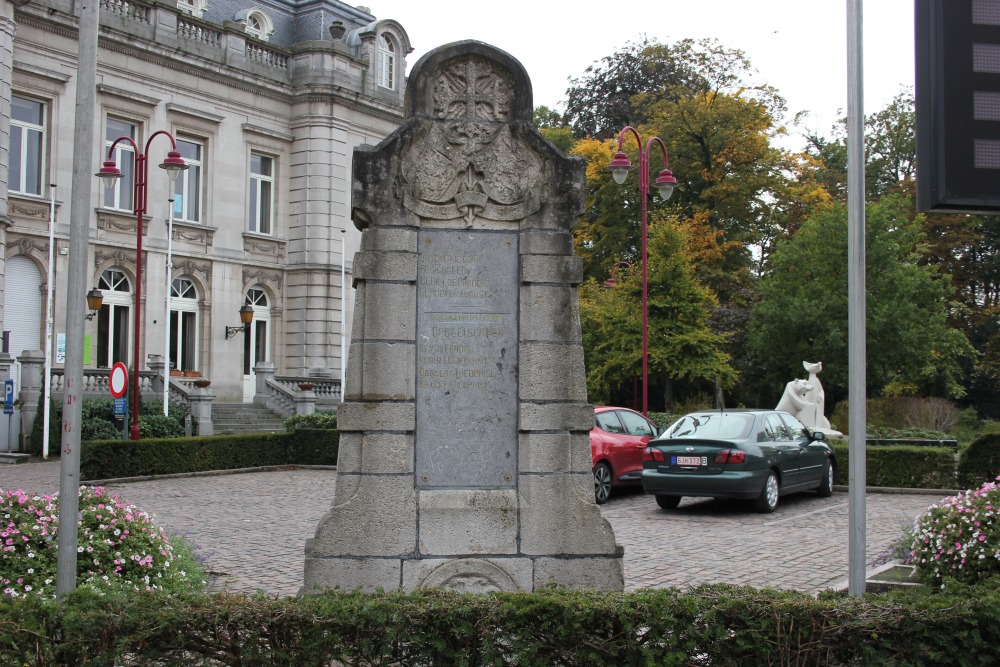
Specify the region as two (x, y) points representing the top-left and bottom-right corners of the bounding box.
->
(776, 361), (843, 436)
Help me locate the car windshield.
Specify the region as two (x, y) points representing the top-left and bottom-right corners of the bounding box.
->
(662, 413), (754, 440)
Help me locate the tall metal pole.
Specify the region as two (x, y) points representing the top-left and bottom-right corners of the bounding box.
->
(639, 142), (650, 418)
(847, 0), (868, 597)
(57, 0), (99, 598)
(130, 150), (147, 439)
(163, 197), (174, 415)
(608, 127), (676, 417)
(43, 183), (55, 459)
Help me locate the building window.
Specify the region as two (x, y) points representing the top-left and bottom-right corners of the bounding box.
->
(103, 118), (136, 212)
(176, 0), (206, 16)
(169, 277), (199, 373)
(174, 138), (202, 222)
(10, 96), (45, 196)
(248, 153), (273, 234)
(377, 34), (395, 90)
(243, 286), (269, 376)
(244, 10), (273, 41)
(96, 269), (131, 368)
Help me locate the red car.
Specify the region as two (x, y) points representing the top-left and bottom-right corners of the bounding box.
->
(591, 406), (659, 504)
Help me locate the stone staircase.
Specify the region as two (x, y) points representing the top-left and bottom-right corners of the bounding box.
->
(211, 402), (287, 435)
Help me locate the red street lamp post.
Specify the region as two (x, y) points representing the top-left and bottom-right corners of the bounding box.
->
(607, 126), (677, 417)
(96, 131), (187, 440)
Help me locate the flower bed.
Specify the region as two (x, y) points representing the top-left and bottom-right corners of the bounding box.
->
(0, 487), (204, 599)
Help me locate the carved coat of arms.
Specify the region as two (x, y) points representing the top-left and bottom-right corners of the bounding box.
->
(400, 55), (543, 226)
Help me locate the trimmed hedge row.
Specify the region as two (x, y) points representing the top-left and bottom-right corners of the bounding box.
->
(829, 440), (956, 488)
(79, 429), (338, 480)
(958, 433), (1000, 488)
(4, 584), (1000, 666)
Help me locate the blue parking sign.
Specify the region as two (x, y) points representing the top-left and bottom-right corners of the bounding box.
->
(3, 380), (12, 415)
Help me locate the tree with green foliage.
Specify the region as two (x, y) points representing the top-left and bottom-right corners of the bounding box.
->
(579, 214), (735, 408)
(748, 195), (975, 404)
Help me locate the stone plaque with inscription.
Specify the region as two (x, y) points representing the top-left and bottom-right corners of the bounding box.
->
(416, 231), (518, 488)
(303, 40), (623, 595)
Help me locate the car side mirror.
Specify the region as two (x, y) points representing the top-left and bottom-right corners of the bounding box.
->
(811, 431), (826, 442)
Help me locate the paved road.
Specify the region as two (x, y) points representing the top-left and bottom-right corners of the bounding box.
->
(0, 462), (945, 596)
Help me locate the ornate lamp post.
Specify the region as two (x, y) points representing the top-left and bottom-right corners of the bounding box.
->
(607, 126), (677, 417)
(97, 131), (187, 440)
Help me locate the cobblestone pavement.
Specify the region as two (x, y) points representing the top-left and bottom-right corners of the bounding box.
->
(0, 462), (947, 597)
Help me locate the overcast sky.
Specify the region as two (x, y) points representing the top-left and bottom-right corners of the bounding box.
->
(363, 0), (915, 151)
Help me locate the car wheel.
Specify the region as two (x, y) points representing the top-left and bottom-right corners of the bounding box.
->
(817, 460), (834, 497)
(753, 471), (780, 513)
(655, 495), (681, 510)
(593, 462), (612, 505)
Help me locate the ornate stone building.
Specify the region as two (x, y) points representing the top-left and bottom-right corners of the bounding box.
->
(0, 0), (410, 429)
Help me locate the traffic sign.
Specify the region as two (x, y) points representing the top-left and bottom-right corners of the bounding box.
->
(110, 362), (128, 398)
(113, 397), (126, 418)
(3, 380), (12, 415)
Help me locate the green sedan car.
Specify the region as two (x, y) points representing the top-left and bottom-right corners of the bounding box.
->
(641, 409), (836, 513)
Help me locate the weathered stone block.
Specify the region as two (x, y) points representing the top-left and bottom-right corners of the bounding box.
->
(302, 554), (401, 593)
(533, 556), (625, 591)
(519, 432), (591, 474)
(403, 557), (532, 592)
(418, 489), (518, 555)
(520, 284), (581, 343)
(335, 432), (414, 474)
(360, 282), (416, 341)
(518, 474), (619, 555)
(358, 342), (415, 400)
(521, 255), (583, 285)
(361, 227), (418, 253)
(353, 250), (417, 283)
(520, 229), (573, 256)
(519, 344), (587, 401)
(519, 402), (594, 432)
(308, 474), (416, 556)
(338, 401), (415, 432)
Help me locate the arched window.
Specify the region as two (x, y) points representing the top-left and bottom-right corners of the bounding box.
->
(96, 269), (132, 368)
(170, 277), (199, 373)
(377, 34), (395, 90)
(244, 10), (273, 41)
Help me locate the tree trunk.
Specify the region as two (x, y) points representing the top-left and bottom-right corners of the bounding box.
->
(714, 376), (725, 410)
(662, 374), (674, 412)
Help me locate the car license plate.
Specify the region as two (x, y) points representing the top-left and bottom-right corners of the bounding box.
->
(673, 456), (707, 466)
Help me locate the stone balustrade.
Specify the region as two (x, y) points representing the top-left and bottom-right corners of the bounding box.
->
(12, 353), (338, 448)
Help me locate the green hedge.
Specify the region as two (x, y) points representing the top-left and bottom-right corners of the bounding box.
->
(79, 429), (338, 480)
(829, 440), (956, 488)
(4, 583), (1000, 665)
(958, 433), (1000, 488)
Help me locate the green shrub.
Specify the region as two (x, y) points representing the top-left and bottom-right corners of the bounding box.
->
(78, 430), (339, 480)
(957, 433), (1000, 488)
(910, 478), (1000, 586)
(0, 487), (206, 600)
(28, 397), (187, 455)
(5, 583), (1000, 665)
(829, 440), (956, 488)
(284, 411), (337, 431)
(830, 397), (959, 437)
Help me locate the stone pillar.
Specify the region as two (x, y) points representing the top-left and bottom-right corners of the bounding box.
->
(303, 41), (623, 595)
(253, 361), (275, 404)
(188, 387), (214, 436)
(147, 355), (166, 396)
(294, 386), (316, 415)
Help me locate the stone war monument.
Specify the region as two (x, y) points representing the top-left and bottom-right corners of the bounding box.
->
(302, 40), (623, 594)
